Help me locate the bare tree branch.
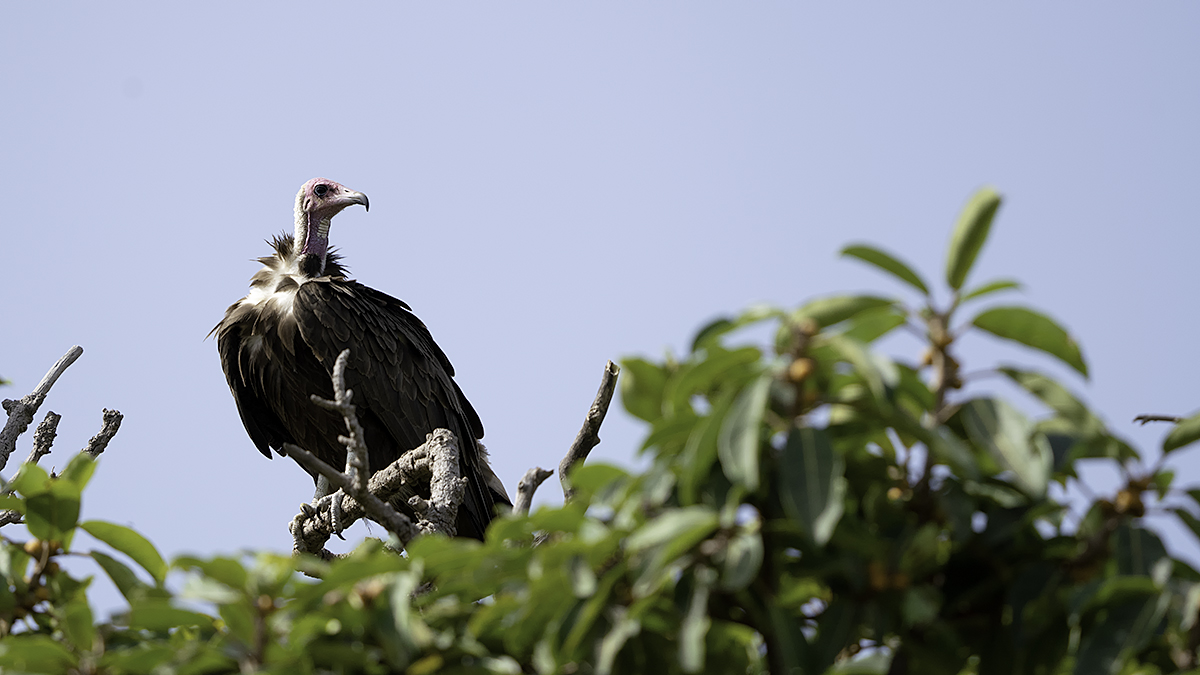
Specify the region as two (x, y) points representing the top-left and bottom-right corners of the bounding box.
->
(82, 408), (123, 457)
(25, 412), (61, 469)
(1134, 414), (1184, 425)
(514, 467), (553, 514)
(282, 442), (419, 552)
(406, 429), (466, 536)
(0, 346), (83, 472)
(560, 361), (620, 502)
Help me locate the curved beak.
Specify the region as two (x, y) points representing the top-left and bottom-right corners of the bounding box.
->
(344, 190), (369, 212)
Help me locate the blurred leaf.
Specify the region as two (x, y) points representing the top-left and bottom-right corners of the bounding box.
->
(567, 463), (629, 504)
(961, 398), (1050, 497)
(129, 598), (215, 631)
(1000, 367), (1102, 434)
(720, 529), (763, 591)
(778, 426), (846, 545)
(842, 306), (909, 344)
(841, 244), (930, 295)
(0, 635), (78, 672)
(9, 463), (51, 497)
(595, 612), (640, 675)
(691, 304), (784, 352)
(626, 507), (719, 554)
(173, 555), (249, 590)
(972, 306), (1088, 377)
(91, 550), (150, 603)
(1114, 524), (1167, 577)
(60, 596), (96, 652)
(665, 346), (761, 416)
(812, 599), (858, 672)
(25, 488), (80, 546)
(57, 454), (97, 492)
(1164, 412), (1200, 454)
(945, 186), (1001, 290)
(961, 278), (1021, 302)
(679, 567), (716, 673)
(619, 357), (668, 423)
(82, 520), (167, 585)
(568, 556), (597, 599)
(717, 371), (773, 491)
(793, 295), (896, 329)
(826, 334), (898, 406)
(0, 495), (23, 513)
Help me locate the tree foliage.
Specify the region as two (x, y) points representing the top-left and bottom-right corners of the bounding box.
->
(3, 188), (1200, 674)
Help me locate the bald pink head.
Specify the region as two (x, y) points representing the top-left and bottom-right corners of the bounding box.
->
(292, 178), (369, 276)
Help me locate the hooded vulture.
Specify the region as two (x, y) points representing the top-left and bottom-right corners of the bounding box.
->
(213, 177), (509, 540)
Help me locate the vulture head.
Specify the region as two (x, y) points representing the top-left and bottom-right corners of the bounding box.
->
(293, 178), (369, 277)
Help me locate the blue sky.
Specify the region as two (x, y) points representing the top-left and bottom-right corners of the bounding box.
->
(3, 4), (1199, 613)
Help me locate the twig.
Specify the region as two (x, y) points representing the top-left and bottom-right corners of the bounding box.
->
(1134, 414), (1183, 425)
(282, 442), (419, 549)
(560, 361), (620, 502)
(82, 409), (123, 457)
(514, 467), (553, 514)
(308, 351), (369, 491)
(0, 346), (83, 472)
(27, 412), (61, 466)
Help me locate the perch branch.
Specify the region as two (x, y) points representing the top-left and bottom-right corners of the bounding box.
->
(406, 429), (466, 536)
(82, 409), (123, 457)
(0, 346), (83, 472)
(1133, 414), (1183, 425)
(282, 442), (419, 550)
(514, 467), (553, 514)
(560, 361), (620, 502)
(285, 429), (469, 553)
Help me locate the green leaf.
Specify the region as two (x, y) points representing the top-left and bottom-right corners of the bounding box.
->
(665, 346), (762, 416)
(91, 550), (150, 602)
(596, 612), (641, 675)
(679, 567), (716, 673)
(945, 186), (1002, 290)
(960, 398), (1050, 497)
(720, 529), (763, 591)
(57, 454), (97, 492)
(793, 295), (896, 329)
(8, 463), (51, 497)
(691, 304), (784, 352)
(0, 635), (79, 672)
(778, 426), (846, 545)
(1164, 412), (1200, 454)
(841, 306), (908, 344)
(566, 463), (629, 503)
(619, 357), (669, 423)
(841, 244), (930, 295)
(24, 488), (80, 545)
(961, 278), (1021, 302)
(972, 306), (1088, 377)
(129, 598), (215, 631)
(1000, 367), (1102, 434)
(626, 507), (719, 554)
(812, 599), (858, 672)
(173, 555), (249, 590)
(82, 520), (167, 585)
(60, 596), (96, 652)
(717, 371), (773, 491)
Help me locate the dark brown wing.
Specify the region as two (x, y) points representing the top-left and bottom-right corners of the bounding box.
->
(293, 278), (507, 539)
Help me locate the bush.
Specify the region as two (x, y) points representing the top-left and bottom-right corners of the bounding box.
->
(2, 187), (1199, 674)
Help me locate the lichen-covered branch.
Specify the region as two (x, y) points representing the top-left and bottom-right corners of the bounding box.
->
(24, 411), (61, 469)
(406, 429), (466, 536)
(0, 346), (83, 472)
(560, 360), (620, 502)
(283, 442), (419, 552)
(82, 408), (123, 457)
(514, 467), (553, 514)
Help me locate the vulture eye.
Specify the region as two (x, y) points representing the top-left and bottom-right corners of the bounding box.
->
(314, 184), (329, 197)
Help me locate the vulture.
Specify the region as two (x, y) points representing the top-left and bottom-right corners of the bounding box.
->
(212, 178), (510, 540)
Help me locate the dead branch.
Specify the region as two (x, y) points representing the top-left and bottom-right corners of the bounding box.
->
(1134, 414), (1184, 425)
(27, 411), (61, 466)
(0, 346), (83, 472)
(82, 409), (123, 457)
(514, 467), (553, 514)
(406, 429), (466, 536)
(560, 361), (620, 502)
(283, 442), (419, 553)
